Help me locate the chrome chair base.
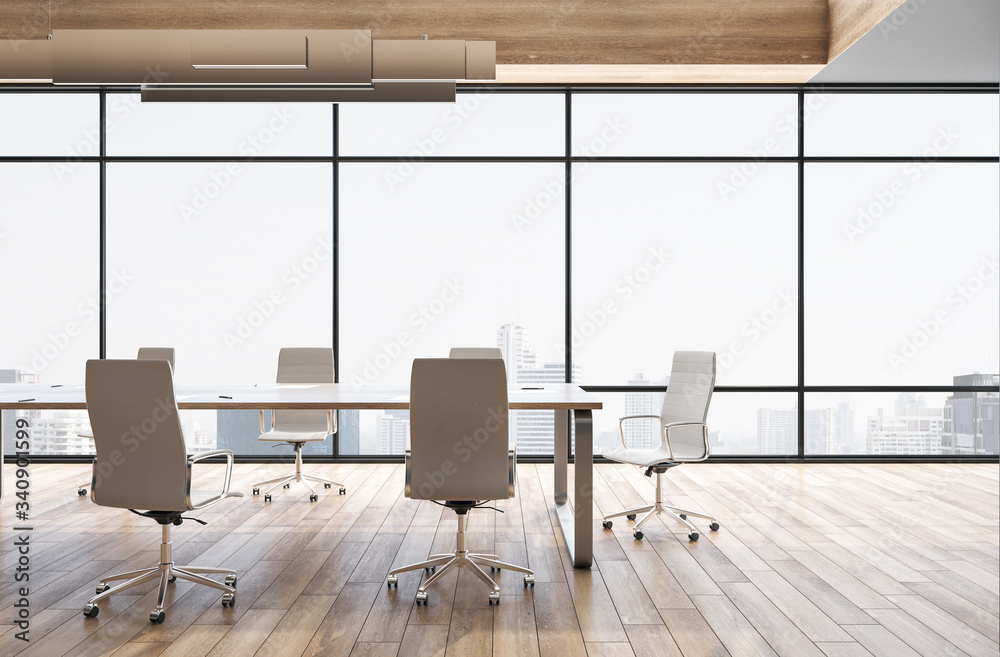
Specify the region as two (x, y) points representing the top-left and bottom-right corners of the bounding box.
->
(387, 511), (534, 605)
(251, 442), (346, 501)
(602, 471), (719, 541)
(83, 523), (236, 623)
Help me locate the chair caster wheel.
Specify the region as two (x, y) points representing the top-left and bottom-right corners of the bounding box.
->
(283, 484), (291, 489)
(309, 494), (318, 502)
(633, 530), (644, 540)
(264, 494), (272, 503)
(150, 610), (165, 623)
(415, 592), (428, 605)
(490, 566), (496, 572)
(252, 488), (259, 495)
(626, 514), (636, 521)
(225, 575), (237, 588)
(709, 522), (720, 531)
(96, 583), (110, 594)
(524, 576), (534, 588)
(602, 520), (613, 530)
(78, 488), (88, 496)
(688, 532), (699, 541)
(387, 576), (398, 588)
(168, 576), (176, 583)
(679, 514), (687, 520)
(83, 604), (99, 618)
(221, 593), (235, 607)
(339, 488), (346, 495)
(425, 566), (436, 573)
(489, 592), (500, 605)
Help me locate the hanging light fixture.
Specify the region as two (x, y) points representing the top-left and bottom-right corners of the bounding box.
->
(0, 29), (495, 102)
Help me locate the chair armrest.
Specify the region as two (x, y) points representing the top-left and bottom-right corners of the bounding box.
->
(663, 421), (710, 463)
(617, 414), (663, 449)
(259, 410), (267, 435)
(403, 450), (412, 498)
(327, 410), (337, 435)
(509, 446), (517, 498)
(185, 449), (239, 509)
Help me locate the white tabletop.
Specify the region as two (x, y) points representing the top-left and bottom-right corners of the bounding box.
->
(0, 383), (602, 411)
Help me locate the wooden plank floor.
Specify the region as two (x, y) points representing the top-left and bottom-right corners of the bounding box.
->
(1, 462), (997, 657)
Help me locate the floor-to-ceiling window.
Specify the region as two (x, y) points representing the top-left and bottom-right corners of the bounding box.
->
(2, 86), (997, 459)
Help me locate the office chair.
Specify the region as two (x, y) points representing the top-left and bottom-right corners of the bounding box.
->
(82, 359), (242, 623)
(386, 358), (534, 605)
(601, 351), (720, 541)
(449, 347), (503, 359)
(77, 347), (176, 496)
(251, 347), (346, 502)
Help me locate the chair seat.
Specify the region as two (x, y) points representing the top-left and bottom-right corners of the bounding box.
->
(603, 445), (677, 467)
(603, 444), (705, 467)
(257, 429), (330, 443)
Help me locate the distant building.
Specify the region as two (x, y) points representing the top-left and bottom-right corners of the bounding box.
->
(217, 410), (265, 455)
(496, 324), (580, 455)
(25, 411), (93, 455)
(623, 372), (661, 450)
(806, 408), (837, 455)
(338, 409), (361, 455)
(1, 368), (92, 455)
(867, 394), (945, 455)
(836, 398), (857, 454)
(757, 407), (797, 454)
(189, 420), (213, 453)
(379, 409), (409, 455)
(943, 373), (1000, 455)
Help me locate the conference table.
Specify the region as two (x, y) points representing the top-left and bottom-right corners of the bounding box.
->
(0, 382), (602, 568)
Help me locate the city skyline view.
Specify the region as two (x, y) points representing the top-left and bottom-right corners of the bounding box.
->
(4, 322), (996, 457)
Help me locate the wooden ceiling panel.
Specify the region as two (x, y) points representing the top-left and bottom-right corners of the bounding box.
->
(1, 0), (829, 66)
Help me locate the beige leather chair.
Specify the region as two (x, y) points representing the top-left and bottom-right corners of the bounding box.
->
(82, 359), (242, 623)
(251, 348), (346, 502)
(386, 358), (533, 605)
(78, 347), (176, 496)
(601, 351), (720, 541)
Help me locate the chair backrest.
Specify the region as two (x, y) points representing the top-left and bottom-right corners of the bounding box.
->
(273, 347), (334, 432)
(659, 351), (716, 460)
(86, 359), (190, 511)
(449, 347), (502, 359)
(137, 347), (175, 373)
(408, 358), (510, 501)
